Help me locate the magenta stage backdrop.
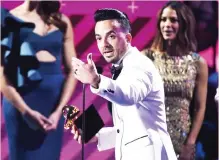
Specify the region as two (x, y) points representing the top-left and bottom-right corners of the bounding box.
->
(1, 1), (218, 160)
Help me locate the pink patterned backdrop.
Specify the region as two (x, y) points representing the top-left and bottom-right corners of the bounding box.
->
(1, 1), (218, 160)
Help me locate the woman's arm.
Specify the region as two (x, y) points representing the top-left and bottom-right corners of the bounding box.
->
(1, 66), (30, 114)
(55, 14), (78, 113)
(46, 14), (78, 131)
(186, 57), (208, 145)
(1, 66), (51, 129)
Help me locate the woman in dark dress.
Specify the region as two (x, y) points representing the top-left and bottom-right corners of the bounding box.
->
(1, 1), (77, 159)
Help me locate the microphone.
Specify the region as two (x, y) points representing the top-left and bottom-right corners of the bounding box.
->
(62, 65), (103, 160)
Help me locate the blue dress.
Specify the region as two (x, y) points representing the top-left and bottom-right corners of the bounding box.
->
(2, 11), (65, 160)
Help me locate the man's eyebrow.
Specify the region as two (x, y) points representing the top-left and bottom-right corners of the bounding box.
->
(106, 30), (117, 35)
(95, 30), (117, 37)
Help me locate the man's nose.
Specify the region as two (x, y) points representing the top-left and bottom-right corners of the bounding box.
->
(101, 39), (110, 48)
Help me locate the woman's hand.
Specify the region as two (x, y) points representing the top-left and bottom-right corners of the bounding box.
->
(44, 110), (62, 132)
(24, 109), (53, 130)
(179, 143), (196, 160)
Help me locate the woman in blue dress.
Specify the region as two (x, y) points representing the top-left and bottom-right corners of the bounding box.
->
(1, 1), (77, 159)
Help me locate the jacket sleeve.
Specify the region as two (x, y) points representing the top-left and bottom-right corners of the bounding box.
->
(215, 87), (219, 102)
(96, 127), (117, 151)
(91, 65), (153, 106)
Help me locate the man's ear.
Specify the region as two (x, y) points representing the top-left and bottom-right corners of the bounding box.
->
(126, 33), (132, 43)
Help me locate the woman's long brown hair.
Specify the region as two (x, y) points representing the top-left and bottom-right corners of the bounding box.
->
(151, 1), (197, 56)
(29, 1), (67, 33)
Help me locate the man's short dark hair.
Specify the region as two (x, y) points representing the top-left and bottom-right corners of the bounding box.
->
(94, 8), (131, 33)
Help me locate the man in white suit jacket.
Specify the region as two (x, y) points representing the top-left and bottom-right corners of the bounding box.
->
(72, 8), (176, 160)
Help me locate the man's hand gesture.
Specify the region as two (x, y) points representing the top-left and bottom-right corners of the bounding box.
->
(72, 53), (100, 88)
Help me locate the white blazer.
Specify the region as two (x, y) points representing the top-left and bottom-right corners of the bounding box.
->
(91, 47), (177, 160)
